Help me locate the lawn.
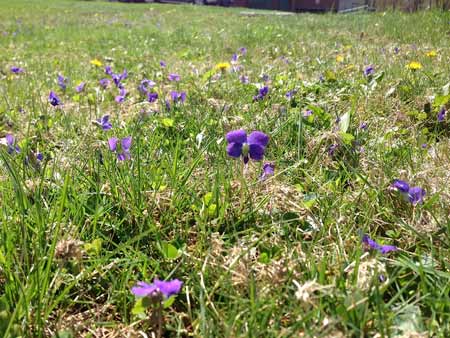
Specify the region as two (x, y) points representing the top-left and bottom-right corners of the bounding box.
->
(0, 0), (449, 337)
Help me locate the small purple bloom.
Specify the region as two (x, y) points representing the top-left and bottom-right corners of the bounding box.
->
(105, 65), (113, 75)
(391, 179), (426, 205)
(239, 75), (249, 84)
(10, 66), (24, 74)
(231, 65), (242, 73)
(253, 86), (269, 101)
(261, 74), (269, 82)
(48, 91), (61, 106)
(112, 69), (127, 88)
(115, 88), (127, 103)
(147, 91), (158, 103)
(286, 90), (297, 100)
(75, 82), (86, 93)
(239, 47), (247, 55)
(359, 122), (368, 130)
(280, 56), (290, 64)
(108, 136), (132, 161)
(328, 143), (338, 156)
(131, 281), (156, 297)
(391, 179), (410, 193)
(408, 186), (426, 205)
(160, 60), (166, 68)
(421, 143), (428, 149)
(99, 78), (110, 89)
(170, 90), (186, 104)
(437, 107), (446, 122)
(165, 99), (171, 111)
(5, 134), (20, 154)
(394, 47), (400, 54)
(303, 110), (313, 118)
(153, 279), (183, 298)
(131, 278), (183, 299)
(226, 130), (269, 163)
(260, 162), (275, 181)
(362, 235), (398, 254)
(231, 53), (238, 62)
(36, 152), (44, 161)
(97, 115), (112, 130)
(138, 79), (156, 94)
(364, 65), (374, 76)
(168, 73), (180, 82)
(57, 74), (68, 91)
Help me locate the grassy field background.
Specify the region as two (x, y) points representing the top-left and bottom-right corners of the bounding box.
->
(0, 0), (449, 337)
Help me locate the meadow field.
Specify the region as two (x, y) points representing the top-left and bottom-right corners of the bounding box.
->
(0, 0), (449, 337)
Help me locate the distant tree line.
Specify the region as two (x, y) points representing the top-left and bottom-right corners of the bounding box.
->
(368, 0), (450, 10)
(105, 0), (450, 11)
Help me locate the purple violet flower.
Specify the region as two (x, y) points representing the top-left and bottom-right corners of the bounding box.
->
(168, 73), (180, 82)
(359, 122), (368, 130)
(147, 92), (158, 103)
(10, 66), (24, 74)
(57, 74), (68, 91)
(328, 143), (339, 156)
(108, 136), (132, 161)
(5, 134), (20, 154)
(260, 162), (275, 181)
(105, 65), (113, 75)
(362, 235), (398, 254)
(226, 130), (269, 164)
(112, 69), (127, 88)
(303, 110), (313, 118)
(391, 179), (410, 193)
(239, 75), (249, 84)
(170, 90), (186, 104)
(261, 74), (269, 82)
(390, 179), (426, 205)
(286, 90), (297, 100)
(364, 65), (374, 76)
(36, 152), (44, 161)
(97, 115), (112, 130)
(239, 47), (247, 55)
(231, 53), (238, 62)
(231, 65), (242, 73)
(408, 186), (426, 205)
(49, 91), (61, 106)
(99, 78), (110, 89)
(280, 56), (290, 64)
(115, 88), (127, 103)
(131, 279), (183, 299)
(75, 82), (86, 93)
(437, 107), (446, 122)
(160, 60), (166, 68)
(138, 79), (156, 94)
(253, 86), (269, 101)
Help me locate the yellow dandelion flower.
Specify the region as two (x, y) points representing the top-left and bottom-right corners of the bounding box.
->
(336, 55), (344, 63)
(407, 61), (422, 70)
(90, 59), (103, 67)
(215, 62), (231, 72)
(425, 50), (437, 58)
